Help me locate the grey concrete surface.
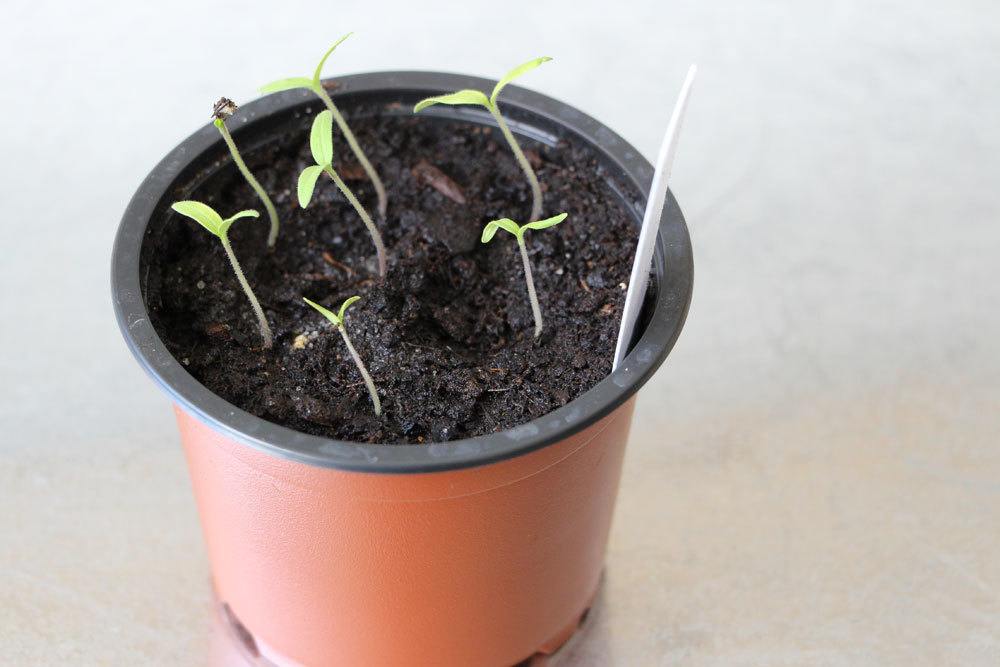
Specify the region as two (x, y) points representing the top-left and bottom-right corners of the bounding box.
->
(1, 0), (999, 664)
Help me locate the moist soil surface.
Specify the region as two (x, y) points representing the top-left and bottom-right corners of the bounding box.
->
(144, 103), (640, 444)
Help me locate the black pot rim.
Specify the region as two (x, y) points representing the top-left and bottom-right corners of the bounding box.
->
(111, 70), (693, 474)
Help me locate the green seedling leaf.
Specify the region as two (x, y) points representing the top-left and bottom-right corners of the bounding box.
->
(490, 56), (552, 106)
(480, 213), (569, 338)
(313, 33), (353, 85)
(296, 123), (388, 275)
(338, 295), (360, 321)
(298, 165), (324, 208)
(481, 218), (521, 243)
(303, 296), (343, 326)
(414, 58), (553, 221)
(414, 90), (491, 113)
(310, 110), (334, 166)
(171, 200), (271, 348)
(259, 77), (314, 95)
(522, 212), (567, 232)
(171, 200), (224, 236)
(172, 201), (259, 237)
(225, 210), (260, 221)
(262, 35), (386, 217)
(218, 209), (260, 235)
(303, 294), (381, 416)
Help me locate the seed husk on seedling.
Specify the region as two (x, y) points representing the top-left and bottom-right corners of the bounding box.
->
(303, 296), (382, 416)
(171, 201), (274, 349)
(481, 212), (568, 338)
(414, 57), (552, 222)
(260, 33), (388, 218)
(212, 98), (281, 247)
(298, 110), (388, 277)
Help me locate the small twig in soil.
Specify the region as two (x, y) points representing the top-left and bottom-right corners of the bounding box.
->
(321, 251), (354, 276)
(411, 159), (467, 204)
(337, 163), (367, 180)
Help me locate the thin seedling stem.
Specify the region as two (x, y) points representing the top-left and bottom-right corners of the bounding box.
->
(480, 213), (566, 339)
(516, 234), (543, 337)
(315, 85), (388, 218)
(325, 166), (387, 277)
(215, 120), (280, 247)
(220, 233), (273, 348)
(489, 106), (543, 222)
(338, 325), (382, 416)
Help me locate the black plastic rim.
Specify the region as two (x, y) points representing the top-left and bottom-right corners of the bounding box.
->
(111, 71), (693, 474)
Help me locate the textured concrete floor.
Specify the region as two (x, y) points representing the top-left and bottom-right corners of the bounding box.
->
(2, 0), (999, 665)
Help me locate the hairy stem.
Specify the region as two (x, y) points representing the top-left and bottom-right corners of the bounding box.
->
(325, 166), (387, 277)
(517, 235), (543, 337)
(216, 121), (280, 247)
(338, 326), (382, 416)
(490, 105), (543, 222)
(315, 85), (388, 218)
(220, 234), (273, 349)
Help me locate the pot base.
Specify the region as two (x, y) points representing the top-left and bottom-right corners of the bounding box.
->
(216, 587), (598, 667)
(182, 397), (632, 667)
(518, 587), (597, 666)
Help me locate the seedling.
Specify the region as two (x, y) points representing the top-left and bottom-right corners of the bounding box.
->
(260, 33), (388, 218)
(170, 201), (274, 349)
(481, 213), (568, 338)
(414, 57), (552, 222)
(212, 98), (281, 247)
(303, 296), (382, 416)
(298, 110), (388, 277)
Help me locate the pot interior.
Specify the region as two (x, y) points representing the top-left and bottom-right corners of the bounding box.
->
(115, 72), (692, 471)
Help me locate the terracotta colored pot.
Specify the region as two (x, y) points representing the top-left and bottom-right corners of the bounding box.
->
(112, 71), (693, 666)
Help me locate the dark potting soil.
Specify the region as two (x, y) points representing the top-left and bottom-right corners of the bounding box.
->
(143, 102), (641, 444)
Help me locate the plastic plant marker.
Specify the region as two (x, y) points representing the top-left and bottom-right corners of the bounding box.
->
(170, 201), (273, 349)
(260, 33), (388, 217)
(414, 57), (552, 221)
(613, 64), (697, 370)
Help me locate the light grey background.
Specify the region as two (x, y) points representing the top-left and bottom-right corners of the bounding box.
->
(2, 0), (999, 664)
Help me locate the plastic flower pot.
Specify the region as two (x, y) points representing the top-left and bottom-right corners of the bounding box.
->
(112, 71), (692, 667)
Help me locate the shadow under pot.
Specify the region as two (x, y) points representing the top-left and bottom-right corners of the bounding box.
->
(112, 71), (692, 667)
